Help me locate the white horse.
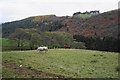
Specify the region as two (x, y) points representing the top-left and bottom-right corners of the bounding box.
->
(37, 46), (48, 53)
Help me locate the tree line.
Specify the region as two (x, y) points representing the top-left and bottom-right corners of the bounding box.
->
(3, 28), (119, 52)
(73, 35), (119, 52)
(5, 28), (86, 50)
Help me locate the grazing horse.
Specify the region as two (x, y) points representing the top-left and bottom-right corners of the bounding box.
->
(37, 46), (48, 53)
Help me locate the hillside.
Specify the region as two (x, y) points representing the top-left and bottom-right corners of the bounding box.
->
(2, 15), (67, 37)
(2, 9), (119, 38)
(59, 9), (119, 38)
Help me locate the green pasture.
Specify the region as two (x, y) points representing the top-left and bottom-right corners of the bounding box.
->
(73, 14), (92, 19)
(2, 49), (119, 78)
(79, 14), (92, 19)
(1, 38), (31, 50)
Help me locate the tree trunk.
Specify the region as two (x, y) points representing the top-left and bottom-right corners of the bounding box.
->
(21, 40), (24, 50)
(17, 40), (20, 47)
(30, 42), (34, 50)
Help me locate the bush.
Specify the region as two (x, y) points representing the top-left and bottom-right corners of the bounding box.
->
(116, 66), (120, 72)
(71, 41), (86, 49)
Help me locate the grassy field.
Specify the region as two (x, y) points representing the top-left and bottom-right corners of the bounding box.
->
(1, 38), (32, 50)
(73, 14), (92, 19)
(2, 49), (119, 78)
(79, 14), (92, 19)
(0, 38), (16, 46)
(1, 38), (17, 50)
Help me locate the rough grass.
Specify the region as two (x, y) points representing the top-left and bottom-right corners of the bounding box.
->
(0, 38), (16, 46)
(79, 14), (92, 19)
(73, 14), (92, 19)
(1, 38), (17, 50)
(1, 38), (32, 50)
(2, 49), (119, 78)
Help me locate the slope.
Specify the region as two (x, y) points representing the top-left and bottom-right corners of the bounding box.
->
(2, 9), (119, 38)
(59, 9), (119, 38)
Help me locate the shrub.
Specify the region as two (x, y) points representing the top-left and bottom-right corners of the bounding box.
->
(71, 41), (86, 49)
(116, 66), (120, 72)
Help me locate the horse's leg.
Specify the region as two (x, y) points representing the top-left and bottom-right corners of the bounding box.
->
(41, 50), (44, 54)
(36, 49), (39, 52)
(45, 49), (48, 53)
